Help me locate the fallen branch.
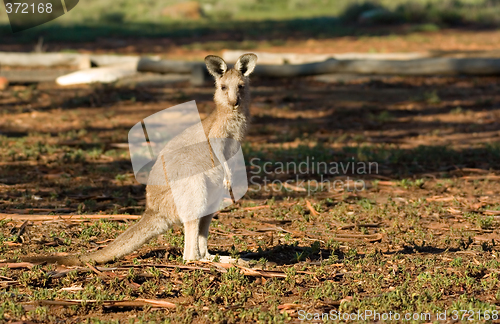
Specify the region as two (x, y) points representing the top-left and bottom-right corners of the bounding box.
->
(258, 223), (326, 243)
(278, 303), (308, 311)
(283, 182), (307, 192)
(3, 259), (303, 281)
(483, 210), (500, 216)
(460, 175), (500, 181)
(58, 285), (84, 292)
(122, 261), (290, 278)
(427, 196), (456, 202)
(30, 298), (176, 309)
(0, 280), (18, 288)
(305, 199), (319, 217)
(339, 223), (381, 230)
(252, 218), (292, 225)
(451, 167), (491, 174)
(85, 263), (106, 277)
(0, 214), (140, 222)
(335, 233), (383, 243)
(212, 262), (287, 278)
(376, 181), (397, 186)
(119, 263), (213, 272)
(4, 242), (22, 247)
(91, 262), (286, 278)
(0, 262), (35, 269)
(241, 205), (271, 211)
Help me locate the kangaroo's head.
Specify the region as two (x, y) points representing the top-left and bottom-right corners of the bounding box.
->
(205, 53), (257, 115)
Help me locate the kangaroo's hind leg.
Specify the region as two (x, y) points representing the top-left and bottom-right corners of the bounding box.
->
(198, 214), (214, 260)
(197, 214), (235, 263)
(183, 218), (202, 261)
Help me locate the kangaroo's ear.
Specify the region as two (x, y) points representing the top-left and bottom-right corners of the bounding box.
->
(235, 53), (257, 77)
(205, 55), (227, 79)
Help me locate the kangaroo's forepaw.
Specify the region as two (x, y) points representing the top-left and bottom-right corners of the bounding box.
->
(223, 177), (231, 190)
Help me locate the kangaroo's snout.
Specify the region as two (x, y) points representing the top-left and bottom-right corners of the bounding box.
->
(225, 83), (242, 108)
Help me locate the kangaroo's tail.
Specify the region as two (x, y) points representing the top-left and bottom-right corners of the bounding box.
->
(22, 212), (168, 266)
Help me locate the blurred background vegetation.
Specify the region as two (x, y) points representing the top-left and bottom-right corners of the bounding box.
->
(1, 0), (500, 42)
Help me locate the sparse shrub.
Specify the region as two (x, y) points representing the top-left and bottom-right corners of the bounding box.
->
(99, 12), (125, 24)
(395, 1), (428, 23)
(340, 2), (384, 23)
(424, 90), (441, 104)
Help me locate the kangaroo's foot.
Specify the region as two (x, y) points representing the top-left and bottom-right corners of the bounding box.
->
(199, 254), (253, 266)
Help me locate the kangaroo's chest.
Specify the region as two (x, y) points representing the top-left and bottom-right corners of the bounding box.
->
(209, 113), (247, 141)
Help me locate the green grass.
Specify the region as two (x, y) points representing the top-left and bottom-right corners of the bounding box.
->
(2, 0), (500, 42)
(3, 182), (500, 322)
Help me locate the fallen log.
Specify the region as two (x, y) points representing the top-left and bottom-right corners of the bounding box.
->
(223, 50), (429, 64)
(136, 58), (208, 85)
(0, 214), (140, 222)
(0, 69), (75, 83)
(0, 52), (90, 69)
(116, 73), (190, 87)
(139, 56), (500, 83)
(136, 57), (200, 74)
(0, 53), (143, 84)
(251, 57), (500, 77)
(88, 54), (141, 67)
(223, 49), (500, 64)
(6, 53), (500, 85)
(56, 62), (137, 85)
(0, 52), (142, 68)
(428, 49), (500, 58)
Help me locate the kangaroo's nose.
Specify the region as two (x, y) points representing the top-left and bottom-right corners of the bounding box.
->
(235, 98), (240, 107)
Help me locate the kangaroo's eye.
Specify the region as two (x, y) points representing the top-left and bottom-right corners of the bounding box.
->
(238, 84), (244, 89)
(221, 85), (227, 90)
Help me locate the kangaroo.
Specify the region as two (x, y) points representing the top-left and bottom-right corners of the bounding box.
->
(22, 53), (257, 266)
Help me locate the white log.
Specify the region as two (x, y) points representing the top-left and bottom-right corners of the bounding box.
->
(251, 58), (500, 77)
(0, 69), (75, 82)
(0, 52), (146, 68)
(89, 54), (143, 67)
(0, 52), (91, 69)
(56, 62), (137, 85)
(222, 50), (429, 65)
